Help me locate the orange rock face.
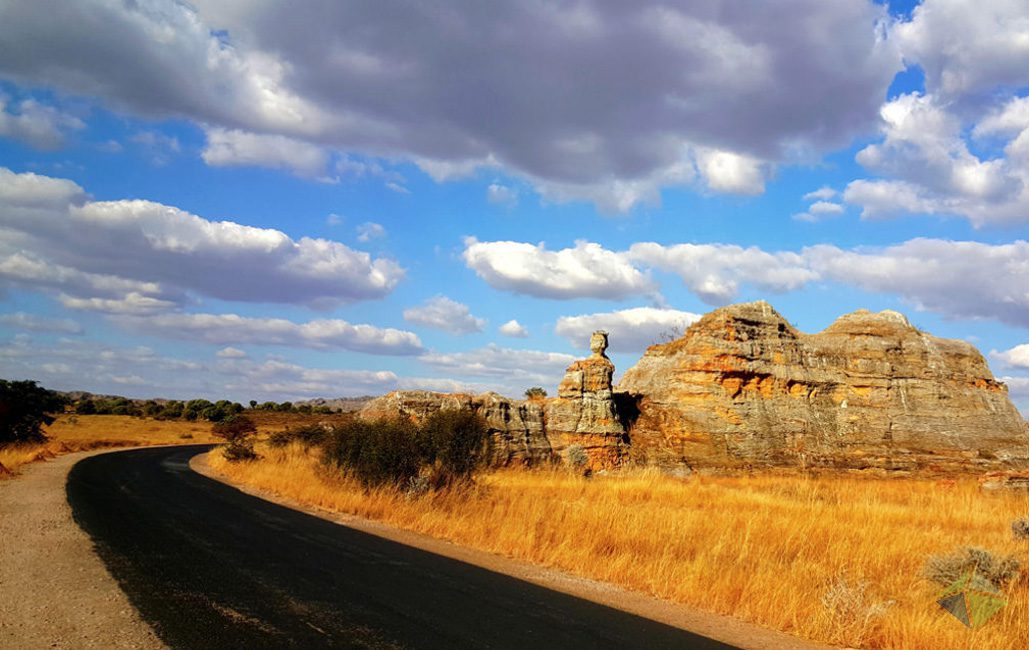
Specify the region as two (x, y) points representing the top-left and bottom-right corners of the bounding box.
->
(617, 301), (1028, 472)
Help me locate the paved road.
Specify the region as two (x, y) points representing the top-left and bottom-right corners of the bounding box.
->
(67, 446), (738, 649)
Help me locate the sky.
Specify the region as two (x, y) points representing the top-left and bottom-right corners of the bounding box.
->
(0, 0), (1027, 413)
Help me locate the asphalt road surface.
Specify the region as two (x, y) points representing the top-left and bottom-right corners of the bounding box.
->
(67, 446), (739, 649)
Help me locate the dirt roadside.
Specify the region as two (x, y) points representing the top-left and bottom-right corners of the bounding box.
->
(0, 448), (164, 650)
(193, 452), (832, 650)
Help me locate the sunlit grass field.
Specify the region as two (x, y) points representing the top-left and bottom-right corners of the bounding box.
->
(0, 414), (217, 473)
(211, 441), (1029, 650)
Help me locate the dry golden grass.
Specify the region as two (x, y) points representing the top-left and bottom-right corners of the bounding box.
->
(0, 414), (218, 473)
(211, 442), (1029, 650)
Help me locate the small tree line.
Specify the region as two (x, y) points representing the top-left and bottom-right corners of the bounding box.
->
(73, 397), (336, 420)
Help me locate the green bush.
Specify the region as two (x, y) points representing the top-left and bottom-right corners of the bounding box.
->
(0, 380), (66, 445)
(323, 418), (421, 488)
(212, 415), (259, 462)
(418, 409), (491, 488)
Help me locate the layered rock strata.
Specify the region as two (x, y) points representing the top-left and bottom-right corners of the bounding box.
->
(545, 331), (628, 468)
(357, 390), (553, 466)
(617, 301), (1028, 472)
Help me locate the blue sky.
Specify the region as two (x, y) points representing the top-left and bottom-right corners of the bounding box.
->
(0, 0), (1027, 413)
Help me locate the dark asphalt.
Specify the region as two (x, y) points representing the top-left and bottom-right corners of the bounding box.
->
(67, 445), (738, 649)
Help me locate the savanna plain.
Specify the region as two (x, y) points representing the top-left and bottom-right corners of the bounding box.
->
(5, 412), (1028, 650)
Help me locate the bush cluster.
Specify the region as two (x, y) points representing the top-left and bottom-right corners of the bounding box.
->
(0, 380), (67, 445)
(76, 397), (245, 422)
(322, 409), (491, 490)
(212, 415), (259, 462)
(924, 547), (1021, 589)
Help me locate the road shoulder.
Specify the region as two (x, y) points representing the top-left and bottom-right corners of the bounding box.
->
(193, 451), (829, 650)
(0, 448), (164, 650)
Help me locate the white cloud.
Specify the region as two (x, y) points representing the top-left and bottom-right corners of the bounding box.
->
(0, 312), (82, 334)
(486, 183), (518, 207)
(463, 237), (653, 300)
(991, 344), (1029, 370)
(498, 319), (529, 338)
(628, 242), (816, 304)
(0, 97), (83, 149)
(355, 221), (386, 242)
(805, 238), (1029, 327)
(216, 346), (248, 359)
(58, 292), (178, 315)
(999, 375), (1029, 415)
(555, 307), (702, 353)
(793, 200), (845, 223)
(326, 213), (343, 226)
(0, 0), (901, 211)
(803, 186), (837, 201)
(0, 167), (404, 308)
(202, 128), (330, 178)
(894, 0), (1029, 103)
(216, 359), (399, 400)
(420, 344), (576, 389)
(403, 296), (485, 335)
(695, 148), (767, 195)
(117, 312), (423, 355)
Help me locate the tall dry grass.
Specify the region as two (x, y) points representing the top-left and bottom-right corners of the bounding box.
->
(210, 442), (1029, 650)
(0, 414), (217, 473)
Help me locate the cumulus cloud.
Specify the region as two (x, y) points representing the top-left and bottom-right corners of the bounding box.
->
(355, 221), (386, 242)
(0, 311), (82, 334)
(117, 312), (423, 355)
(498, 319), (529, 338)
(0, 96), (83, 149)
(202, 128), (330, 177)
(215, 358), (399, 400)
(628, 242), (817, 305)
(805, 238), (1029, 327)
(0, 167), (404, 308)
(465, 236), (1029, 327)
(0, 0), (901, 210)
(463, 237), (653, 300)
(894, 0), (1029, 104)
(990, 344), (1029, 370)
(555, 307), (702, 352)
(403, 296), (485, 335)
(803, 186), (837, 201)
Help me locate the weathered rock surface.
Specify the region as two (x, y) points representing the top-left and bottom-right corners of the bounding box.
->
(357, 390), (553, 466)
(545, 331), (627, 468)
(617, 301), (1029, 472)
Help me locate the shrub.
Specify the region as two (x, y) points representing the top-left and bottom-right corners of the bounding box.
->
(924, 547), (1021, 589)
(419, 409), (491, 488)
(212, 415), (259, 462)
(1014, 518), (1029, 541)
(0, 380), (66, 445)
(524, 387), (547, 400)
(323, 419), (422, 488)
(820, 574), (892, 647)
(567, 444), (589, 470)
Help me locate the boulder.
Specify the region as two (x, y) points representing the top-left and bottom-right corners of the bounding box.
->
(617, 301), (1029, 471)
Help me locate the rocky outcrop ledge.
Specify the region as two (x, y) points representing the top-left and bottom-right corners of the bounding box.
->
(357, 330), (627, 469)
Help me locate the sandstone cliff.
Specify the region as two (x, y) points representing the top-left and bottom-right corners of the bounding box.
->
(617, 301), (1028, 472)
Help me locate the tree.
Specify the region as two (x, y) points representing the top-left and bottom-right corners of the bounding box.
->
(212, 415), (259, 462)
(0, 380), (66, 445)
(524, 387), (548, 400)
(249, 400), (258, 409)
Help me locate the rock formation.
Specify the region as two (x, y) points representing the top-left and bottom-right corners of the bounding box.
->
(617, 301), (1029, 472)
(545, 331), (628, 468)
(357, 390), (552, 466)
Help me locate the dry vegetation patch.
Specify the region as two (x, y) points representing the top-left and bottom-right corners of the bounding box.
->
(210, 442), (1029, 650)
(0, 414), (218, 474)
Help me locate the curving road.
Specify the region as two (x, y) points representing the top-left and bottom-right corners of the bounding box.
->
(67, 446), (738, 649)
